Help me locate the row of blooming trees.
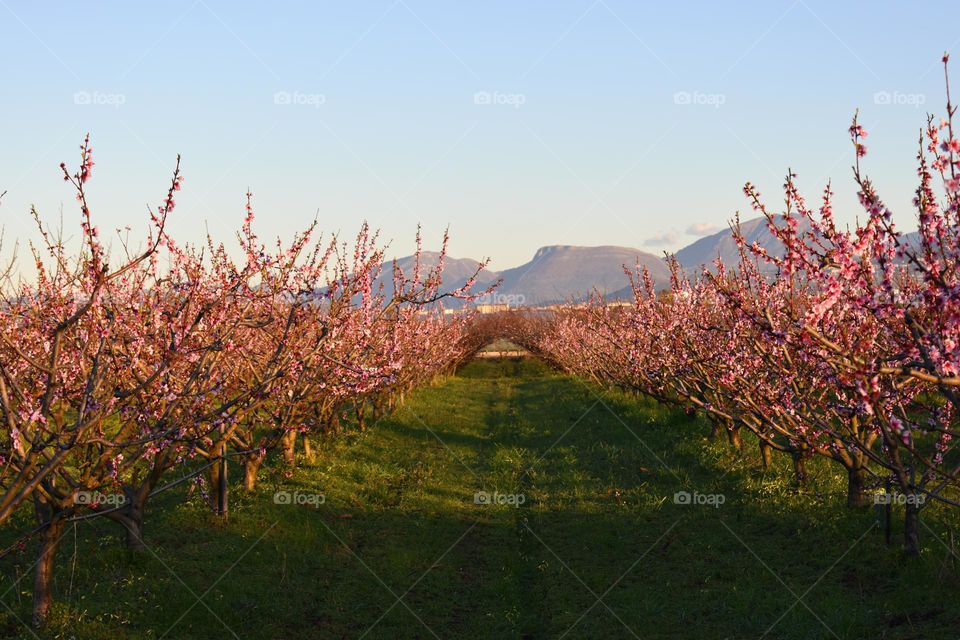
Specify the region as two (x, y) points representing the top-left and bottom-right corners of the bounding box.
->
(0, 139), (487, 626)
(518, 56), (960, 559)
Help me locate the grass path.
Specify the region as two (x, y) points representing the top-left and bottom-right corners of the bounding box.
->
(3, 358), (960, 638)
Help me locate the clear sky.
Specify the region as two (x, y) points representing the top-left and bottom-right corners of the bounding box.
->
(1, 1), (957, 271)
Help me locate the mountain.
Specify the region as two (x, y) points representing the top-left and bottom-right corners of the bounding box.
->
(900, 231), (921, 253)
(374, 252), (499, 304)
(381, 245), (670, 307)
(674, 216), (814, 270)
(676, 216), (923, 271)
(495, 245), (670, 305)
(387, 252), (500, 289)
(362, 218), (928, 309)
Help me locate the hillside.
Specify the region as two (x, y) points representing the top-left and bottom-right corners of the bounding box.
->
(495, 245), (670, 305)
(382, 245), (670, 306)
(382, 217), (926, 306)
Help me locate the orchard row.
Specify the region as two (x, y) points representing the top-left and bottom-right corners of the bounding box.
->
(0, 137), (490, 626)
(510, 56), (960, 560)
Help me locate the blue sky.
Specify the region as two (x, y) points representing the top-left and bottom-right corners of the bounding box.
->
(1, 1), (957, 270)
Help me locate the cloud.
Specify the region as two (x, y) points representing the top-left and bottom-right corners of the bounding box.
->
(642, 231), (679, 247)
(686, 222), (722, 236)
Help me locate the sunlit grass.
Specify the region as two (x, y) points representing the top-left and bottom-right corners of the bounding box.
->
(1, 358), (959, 638)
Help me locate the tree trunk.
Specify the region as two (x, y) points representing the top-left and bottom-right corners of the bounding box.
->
(325, 412), (341, 435)
(759, 441), (773, 470)
(904, 498), (921, 556)
(846, 466), (868, 508)
(206, 437), (230, 518)
(356, 403), (366, 432)
(242, 452), (265, 492)
(210, 453), (222, 492)
(302, 436), (316, 464)
(216, 453), (228, 519)
(106, 449), (178, 551)
(115, 487), (147, 551)
(726, 420), (743, 452)
(32, 512), (65, 628)
(282, 430), (297, 466)
(791, 451), (807, 486)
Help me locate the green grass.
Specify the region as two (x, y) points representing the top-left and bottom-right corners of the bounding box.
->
(3, 357), (960, 638)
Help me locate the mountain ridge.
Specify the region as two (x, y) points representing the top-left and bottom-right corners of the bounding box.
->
(381, 217), (923, 306)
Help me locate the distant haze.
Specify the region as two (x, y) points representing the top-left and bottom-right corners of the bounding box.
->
(382, 215), (841, 305)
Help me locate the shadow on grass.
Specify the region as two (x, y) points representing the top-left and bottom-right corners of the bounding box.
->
(1, 358), (959, 639)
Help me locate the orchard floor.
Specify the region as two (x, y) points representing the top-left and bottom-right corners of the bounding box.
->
(3, 358), (960, 639)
